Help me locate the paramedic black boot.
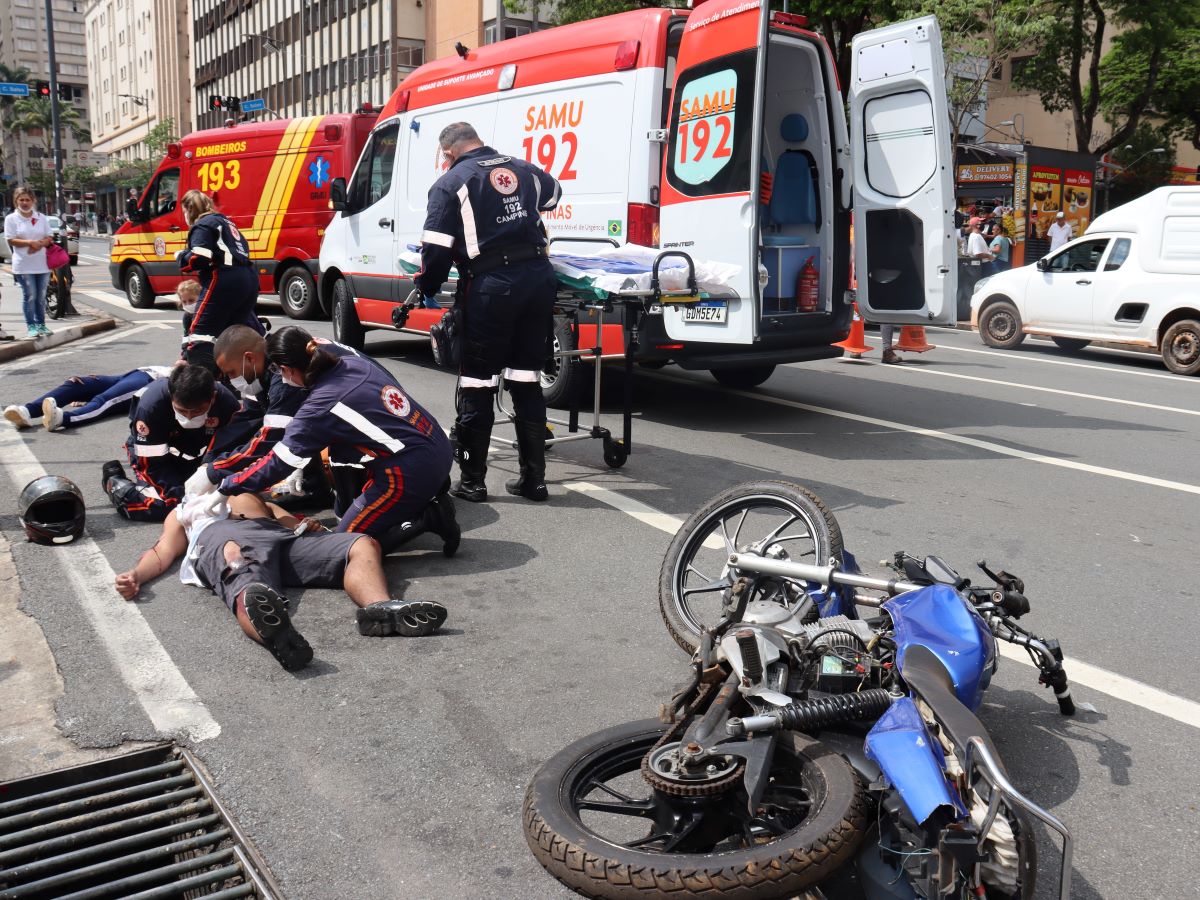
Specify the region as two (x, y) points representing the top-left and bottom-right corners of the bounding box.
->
(101, 459), (127, 495)
(379, 492), (461, 557)
(505, 419), (549, 502)
(450, 424), (490, 503)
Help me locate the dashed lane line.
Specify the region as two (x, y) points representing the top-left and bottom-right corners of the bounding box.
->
(0, 429), (220, 743)
(564, 480), (1200, 731)
(648, 371), (1200, 496)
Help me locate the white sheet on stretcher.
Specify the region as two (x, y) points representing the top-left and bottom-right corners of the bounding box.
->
(398, 245), (741, 299)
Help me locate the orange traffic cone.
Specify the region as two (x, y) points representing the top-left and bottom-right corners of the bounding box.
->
(895, 326), (935, 353)
(833, 303), (873, 359)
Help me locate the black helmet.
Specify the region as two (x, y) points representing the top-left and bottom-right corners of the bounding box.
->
(18, 475), (86, 545)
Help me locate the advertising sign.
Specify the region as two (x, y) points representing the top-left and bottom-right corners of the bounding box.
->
(1028, 166), (1061, 240)
(1063, 168), (1093, 234)
(956, 163), (1014, 184)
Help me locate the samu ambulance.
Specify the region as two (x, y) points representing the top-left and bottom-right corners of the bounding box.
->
(111, 112), (376, 318)
(318, 1), (956, 395)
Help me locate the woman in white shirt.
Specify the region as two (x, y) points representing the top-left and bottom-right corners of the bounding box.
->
(3, 185), (53, 339)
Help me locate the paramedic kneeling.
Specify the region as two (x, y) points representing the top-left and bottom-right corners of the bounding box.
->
(415, 122), (561, 504)
(206, 333), (454, 547)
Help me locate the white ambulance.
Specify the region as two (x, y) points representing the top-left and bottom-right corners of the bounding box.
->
(318, 0), (956, 396)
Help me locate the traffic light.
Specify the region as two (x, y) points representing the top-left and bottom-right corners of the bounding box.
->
(57, 83), (72, 101)
(208, 95), (240, 111)
(35, 81), (50, 97)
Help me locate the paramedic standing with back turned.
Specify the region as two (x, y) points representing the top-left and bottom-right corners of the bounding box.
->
(415, 122), (561, 504)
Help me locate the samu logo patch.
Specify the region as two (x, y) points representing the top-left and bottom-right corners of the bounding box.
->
(489, 168), (519, 195)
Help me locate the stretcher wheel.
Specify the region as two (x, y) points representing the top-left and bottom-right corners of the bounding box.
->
(603, 437), (628, 469)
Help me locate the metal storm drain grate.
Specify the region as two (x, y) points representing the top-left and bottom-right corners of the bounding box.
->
(0, 743), (281, 899)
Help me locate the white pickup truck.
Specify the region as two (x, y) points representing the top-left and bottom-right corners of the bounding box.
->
(971, 185), (1200, 375)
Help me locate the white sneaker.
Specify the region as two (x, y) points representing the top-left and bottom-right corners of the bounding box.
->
(3, 405), (35, 428)
(42, 397), (65, 431)
(0, 328), (14, 342)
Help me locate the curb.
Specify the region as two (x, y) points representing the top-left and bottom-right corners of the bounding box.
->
(0, 316), (118, 364)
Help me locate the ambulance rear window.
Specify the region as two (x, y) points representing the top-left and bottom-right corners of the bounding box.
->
(666, 49), (755, 199)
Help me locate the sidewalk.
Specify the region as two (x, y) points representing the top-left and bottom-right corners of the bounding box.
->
(0, 268), (118, 363)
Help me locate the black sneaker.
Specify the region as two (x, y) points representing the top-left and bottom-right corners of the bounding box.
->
(241, 583), (313, 671)
(356, 599), (448, 637)
(427, 492), (461, 557)
(101, 459), (127, 494)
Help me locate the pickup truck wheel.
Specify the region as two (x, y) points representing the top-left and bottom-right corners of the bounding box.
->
(124, 264), (154, 309)
(979, 300), (1025, 349)
(1051, 337), (1090, 351)
(1161, 319), (1200, 376)
(712, 365), (776, 389)
(331, 279), (365, 350)
(279, 267), (320, 319)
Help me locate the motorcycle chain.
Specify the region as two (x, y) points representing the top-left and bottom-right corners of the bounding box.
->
(641, 680), (746, 797)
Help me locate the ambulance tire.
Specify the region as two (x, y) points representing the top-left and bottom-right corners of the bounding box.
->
(711, 365), (775, 389)
(279, 267), (320, 319)
(125, 264), (154, 309)
(541, 317), (579, 410)
(331, 279), (365, 350)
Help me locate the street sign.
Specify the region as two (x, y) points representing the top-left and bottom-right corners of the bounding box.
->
(0, 82), (31, 97)
(240, 98), (266, 112)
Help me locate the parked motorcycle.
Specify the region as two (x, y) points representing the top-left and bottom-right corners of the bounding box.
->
(524, 482), (1075, 899)
(46, 234), (75, 320)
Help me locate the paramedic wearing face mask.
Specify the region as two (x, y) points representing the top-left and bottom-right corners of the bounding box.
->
(415, 122), (561, 504)
(198, 329), (457, 557)
(102, 365), (240, 522)
(175, 189), (263, 375)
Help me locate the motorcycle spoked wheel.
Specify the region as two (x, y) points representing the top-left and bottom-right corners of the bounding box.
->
(524, 719), (869, 900)
(658, 481), (845, 654)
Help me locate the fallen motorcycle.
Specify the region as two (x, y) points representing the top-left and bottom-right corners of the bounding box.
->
(524, 481), (1075, 899)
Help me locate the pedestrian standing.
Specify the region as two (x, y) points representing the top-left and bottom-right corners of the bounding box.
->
(0, 284), (15, 342)
(176, 190), (262, 374)
(1047, 211), (1073, 252)
(3, 186), (54, 339)
(988, 224), (1013, 273)
(415, 122), (562, 503)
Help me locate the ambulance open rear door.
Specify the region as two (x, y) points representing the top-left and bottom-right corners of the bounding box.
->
(658, 0), (771, 345)
(848, 16), (956, 325)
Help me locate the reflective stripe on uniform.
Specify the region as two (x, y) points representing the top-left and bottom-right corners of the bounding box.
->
(134, 443), (169, 457)
(460, 375), (499, 389)
(188, 333), (216, 344)
(540, 179), (561, 211)
(263, 414), (292, 428)
(331, 402), (405, 454)
(421, 230), (455, 248)
(190, 246), (213, 258)
(457, 184), (480, 258)
(503, 367), (539, 383)
(274, 442), (311, 467)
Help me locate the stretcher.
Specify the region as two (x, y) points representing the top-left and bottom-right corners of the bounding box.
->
(398, 243), (737, 469)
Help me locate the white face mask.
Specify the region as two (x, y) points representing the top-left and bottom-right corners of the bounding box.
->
(229, 357), (262, 398)
(280, 372), (304, 389)
(174, 410), (209, 429)
(181, 301), (197, 315)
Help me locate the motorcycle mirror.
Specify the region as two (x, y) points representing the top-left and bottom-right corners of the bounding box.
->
(922, 555), (962, 587)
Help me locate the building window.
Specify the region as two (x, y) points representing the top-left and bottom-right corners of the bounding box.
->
(1010, 56), (1034, 84)
(484, 20), (532, 44)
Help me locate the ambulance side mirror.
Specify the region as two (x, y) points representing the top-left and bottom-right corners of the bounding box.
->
(125, 197), (145, 223)
(330, 177), (348, 213)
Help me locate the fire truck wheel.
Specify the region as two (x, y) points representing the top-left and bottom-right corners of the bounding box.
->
(711, 365), (775, 389)
(331, 278), (365, 350)
(125, 264), (154, 309)
(279, 267), (320, 320)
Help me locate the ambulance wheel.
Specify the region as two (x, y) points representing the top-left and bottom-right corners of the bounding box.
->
(711, 365), (775, 389)
(332, 279), (365, 350)
(541, 317), (578, 409)
(602, 437), (627, 469)
(125, 264), (154, 309)
(279, 266), (320, 319)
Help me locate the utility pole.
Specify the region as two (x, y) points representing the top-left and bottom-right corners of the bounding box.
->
(44, 0), (65, 215)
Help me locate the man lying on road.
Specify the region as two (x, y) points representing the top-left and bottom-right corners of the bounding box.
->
(114, 492), (449, 671)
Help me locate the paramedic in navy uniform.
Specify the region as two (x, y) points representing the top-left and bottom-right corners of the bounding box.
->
(415, 122), (561, 504)
(205, 329), (454, 554)
(176, 189), (263, 375)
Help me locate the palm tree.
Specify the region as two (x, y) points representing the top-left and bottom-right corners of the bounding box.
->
(0, 64), (32, 189)
(10, 95), (91, 154)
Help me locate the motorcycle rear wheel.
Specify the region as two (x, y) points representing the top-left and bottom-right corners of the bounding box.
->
(524, 719), (868, 899)
(658, 481), (844, 654)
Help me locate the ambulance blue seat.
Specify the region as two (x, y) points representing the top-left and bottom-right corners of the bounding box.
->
(763, 114), (819, 246)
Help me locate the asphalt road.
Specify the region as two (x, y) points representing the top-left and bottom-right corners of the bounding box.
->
(2, 235), (1197, 899)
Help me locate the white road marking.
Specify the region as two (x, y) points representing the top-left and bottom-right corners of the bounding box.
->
(652, 371), (1200, 496)
(867, 334), (1191, 384)
(564, 480), (1200, 731)
(0, 430), (220, 742)
(79, 253), (109, 263)
(881, 363), (1200, 417)
(79, 289), (172, 316)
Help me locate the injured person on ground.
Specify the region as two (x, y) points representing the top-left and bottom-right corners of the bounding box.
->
(113, 492), (449, 672)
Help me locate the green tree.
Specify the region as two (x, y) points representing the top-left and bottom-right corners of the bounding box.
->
(1012, 0), (1192, 154)
(63, 163), (99, 193)
(1104, 122), (1176, 208)
(123, 118), (180, 194)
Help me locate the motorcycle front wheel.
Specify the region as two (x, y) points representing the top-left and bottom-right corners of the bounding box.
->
(524, 719), (868, 899)
(658, 481), (844, 654)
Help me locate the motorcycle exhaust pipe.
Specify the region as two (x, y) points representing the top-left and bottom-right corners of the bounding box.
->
(727, 688), (893, 736)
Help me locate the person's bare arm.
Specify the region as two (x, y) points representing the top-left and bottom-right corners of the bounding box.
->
(115, 513), (189, 600)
